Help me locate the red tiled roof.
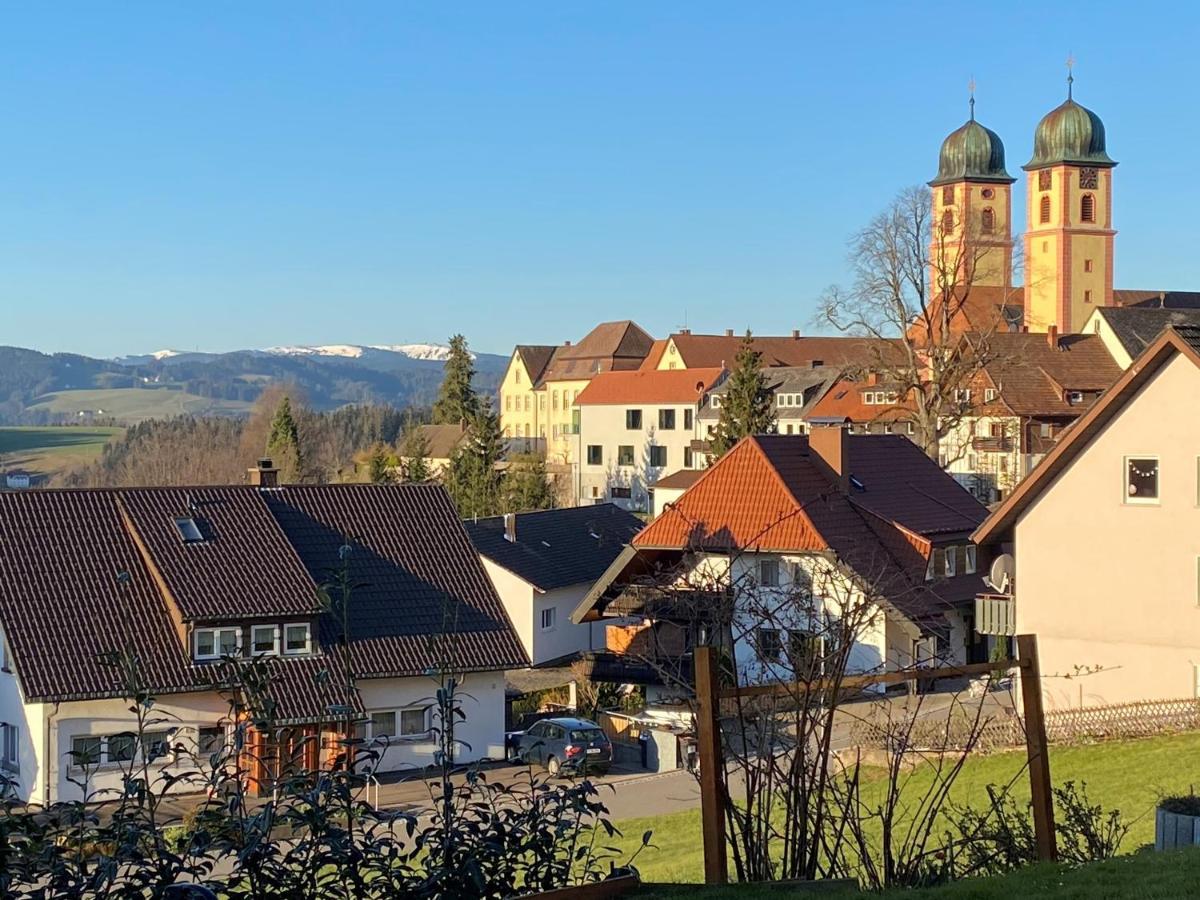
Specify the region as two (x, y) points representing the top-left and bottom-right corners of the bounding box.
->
(0, 483), (528, 713)
(805, 379), (914, 423)
(575, 368), (725, 405)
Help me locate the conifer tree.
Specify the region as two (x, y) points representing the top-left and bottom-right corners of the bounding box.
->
(709, 331), (775, 458)
(432, 334), (479, 425)
(398, 424), (432, 483)
(503, 453), (555, 512)
(367, 443), (392, 484)
(444, 401), (504, 518)
(265, 395), (303, 482)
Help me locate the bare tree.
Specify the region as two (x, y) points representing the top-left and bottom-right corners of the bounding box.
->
(819, 186), (1017, 460)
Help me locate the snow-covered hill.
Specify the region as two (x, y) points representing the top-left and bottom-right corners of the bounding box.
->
(263, 343), (472, 361)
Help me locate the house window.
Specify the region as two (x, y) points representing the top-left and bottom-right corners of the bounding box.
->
(684, 409), (693, 430)
(284, 623), (312, 655)
(965, 544), (977, 575)
(1039, 423), (1052, 438)
(684, 446), (695, 467)
(1084, 259), (1094, 273)
(617, 445), (635, 467)
(360, 708), (429, 740)
(198, 726), (226, 757)
(649, 445), (667, 468)
(515, 368), (521, 385)
(981, 207), (995, 234)
(945, 547), (957, 578)
(141, 730), (171, 762)
(710, 395), (721, 408)
(586, 445), (603, 466)
(194, 627), (240, 661)
(785, 424), (794, 434)
(552, 391), (559, 411)
(755, 627), (783, 662)
(659, 409), (676, 430)
(954, 389), (972, 404)
(787, 631), (819, 674)
(71, 735), (102, 767)
(625, 410), (643, 429)
(107, 733), (136, 764)
(505, 396), (512, 412)
(1081, 193), (1096, 223)
(1039, 195), (1051, 224)
(984, 388), (997, 402)
(541, 607), (556, 631)
(758, 559), (780, 587)
(610, 486), (632, 499)
(1, 724), (17, 772)
(926, 548), (944, 581)
(1125, 457), (1159, 504)
(173, 517), (204, 543)
(250, 625), (279, 656)
(590, 486), (599, 498)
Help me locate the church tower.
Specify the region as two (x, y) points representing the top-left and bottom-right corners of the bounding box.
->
(1023, 73), (1117, 333)
(928, 95), (1016, 296)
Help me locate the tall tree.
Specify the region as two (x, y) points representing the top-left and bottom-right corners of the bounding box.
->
(432, 334), (479, 425)
(444, 402), (504, 518)
(366, 443), (393, 484)
(503, 453), (555, 513)
(265, 395), (303, 482)
(398, 424), (433, 483)
(709, 331), (775, 458)
(818, 186), (1011, 460)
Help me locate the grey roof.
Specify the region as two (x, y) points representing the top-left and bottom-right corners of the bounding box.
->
(1096, 307), (1200, 360)
(700, 366), (837, 420)
(465, 504), (644, 592)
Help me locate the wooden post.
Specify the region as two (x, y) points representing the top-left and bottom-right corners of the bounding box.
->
(1017, 633), (1057, 862)
(694, 645), (728, 884)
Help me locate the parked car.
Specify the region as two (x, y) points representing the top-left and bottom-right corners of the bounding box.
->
(512, 717), (613, 777)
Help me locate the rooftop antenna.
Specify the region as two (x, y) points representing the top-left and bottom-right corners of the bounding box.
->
(968, 76), (976, 121)
(1066, 53), (1075, 100)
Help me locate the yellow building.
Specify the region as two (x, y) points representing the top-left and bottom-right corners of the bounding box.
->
(498, 321), (654, 465)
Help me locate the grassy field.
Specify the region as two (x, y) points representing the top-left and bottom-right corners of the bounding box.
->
(0, 425), (124, 478)
(611, 731), (1200, 885)
(638, 847), (1200, 899)
(26, 387), (251, 423)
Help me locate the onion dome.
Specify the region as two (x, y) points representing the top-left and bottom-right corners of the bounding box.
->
(929, 101), (1015, 187)
(1024, 78), (1116, 170)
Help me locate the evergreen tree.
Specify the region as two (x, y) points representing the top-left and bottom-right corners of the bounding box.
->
(367, 443), (393, 484)
(709, 331), (775, 458)
(432, 334), (479, 425)
(399, 424), (432, 483)
(265, 395), (303, 482)
(444, 402), (504, 518)
(503, 453), (556, 513)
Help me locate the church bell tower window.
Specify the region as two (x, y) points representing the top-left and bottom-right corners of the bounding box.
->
(1080, 194), (1096, 223)
(981, 208), (995, 234)
(1039, 195), (1051, 224)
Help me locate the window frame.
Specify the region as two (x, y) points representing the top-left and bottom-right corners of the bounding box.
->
(648, 445), (667, 468)
(658, 409), (676, 430)
(540, 606), (557, 632)
(194, 626), (241, 661)
(965, 544), (977, 575)
(684, 408), (693, 430)
(754, 627), (783, 663)
(617, 445), (635, 467)
(944, 547), (957, 578)
(283, 622), (313, 656)
(1, 723), (17, 773)
(360, 707), (431, 741)
(1123, 456), (1160, 506)
(250, 624), (280, 657)
(758, 558), (780, 587)
(625, 409), (643, 430)
(586, 445), (603, 466)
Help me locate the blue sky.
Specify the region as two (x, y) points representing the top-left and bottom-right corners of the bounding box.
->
(2, 2), (1195, 357)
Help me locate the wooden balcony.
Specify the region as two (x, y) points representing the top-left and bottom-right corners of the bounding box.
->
(972, 436), (1014, 453)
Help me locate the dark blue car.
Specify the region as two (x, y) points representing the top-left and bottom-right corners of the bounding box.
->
(512, 717), (613, 777)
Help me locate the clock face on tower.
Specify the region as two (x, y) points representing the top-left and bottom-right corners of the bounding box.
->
(1079, 167), (1099, 190)
(981, 188), (994, 199)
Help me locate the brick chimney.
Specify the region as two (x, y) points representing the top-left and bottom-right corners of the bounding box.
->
(725, 328), (734, 337)
(1047, 325), (1058, 349)
(503, 512), (517, 543)
(792, 329), (801, 339)
(248, 457), (279, 488)
(808, 425), (849, 492)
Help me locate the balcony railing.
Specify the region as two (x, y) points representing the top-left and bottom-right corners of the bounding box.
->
(972, 436), (1014, 453)
(975, 592), (1016, 636)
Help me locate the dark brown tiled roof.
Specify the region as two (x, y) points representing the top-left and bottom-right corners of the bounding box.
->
(668, 333), (898, 370)
(515, 345), (558, 383)
(1113, 290), (1200, 310)
(539, 321), (655, 384)
(651, 469), (704, 490)
(982, 332), (1120, 416)
(0, 483), (528, 714)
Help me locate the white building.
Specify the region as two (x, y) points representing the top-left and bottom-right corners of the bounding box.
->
(573, 367), (725, 510)
(466, 505), (644, 667)
(0, 467), (526, 804)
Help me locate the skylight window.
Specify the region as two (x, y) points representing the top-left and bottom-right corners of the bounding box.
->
(174, 517), (203, 543)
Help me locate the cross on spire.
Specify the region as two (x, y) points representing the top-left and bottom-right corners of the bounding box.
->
(1066, 53), (1075, 99)
(968, 77), (976, 120)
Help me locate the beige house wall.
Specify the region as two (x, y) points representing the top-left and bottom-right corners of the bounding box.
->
(1014, 352), (1200, 709)
(499, 354), (541, 442)
(1082, 308), (1135, 369)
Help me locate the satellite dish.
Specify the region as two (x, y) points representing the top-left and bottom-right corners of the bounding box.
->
(986, 553), (1015, 594)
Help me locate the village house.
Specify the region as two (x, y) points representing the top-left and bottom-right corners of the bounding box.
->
(0, 461), (527, 805)
(573, 367), (725, 511)
(572, 430), (989, 696)
(466, 504), (644, 667)
(399, 422), (470, 475)
(972, 324), (1200, 709)
(1084, 303), (1200, 369)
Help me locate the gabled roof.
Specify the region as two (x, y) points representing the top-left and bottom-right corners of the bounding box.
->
(974, 325), (1200, 546)
(0, 483), (528, 712)
(1091, 307), (1200, 361)
(981, 332), (1120, 416)
(574, 368), (725, 405)
(413, 423), (469, 460)
(1113, 290), (1200, 310)
(465, 504), (644, 592)
(667, 333), (896, 370)
(539, 321), (655, 384)
(515, 345), (558, 383)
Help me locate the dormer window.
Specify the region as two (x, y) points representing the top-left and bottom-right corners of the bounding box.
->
(284, 623), (312, 655)
(251, 624), (280, 656)
(174, 517), (203, 543)
(195, 627), (240, 661)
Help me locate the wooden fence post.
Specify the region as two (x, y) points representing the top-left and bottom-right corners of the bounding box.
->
(694, 645), (728, 884)
(1017, 633), (1057, 862)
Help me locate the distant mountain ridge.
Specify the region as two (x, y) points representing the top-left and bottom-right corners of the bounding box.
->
(0, 341), (507, 425)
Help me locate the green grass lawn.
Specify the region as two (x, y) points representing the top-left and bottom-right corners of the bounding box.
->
(0, 425), (124, 477)
(611, 732), (1200, 885)
(637, 847), (1200, 899)
(27, 387), (251, 423)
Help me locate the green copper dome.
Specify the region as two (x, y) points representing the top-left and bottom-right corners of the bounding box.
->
(929, 116), (1015, 187)
(1024, 95), (1115, 170)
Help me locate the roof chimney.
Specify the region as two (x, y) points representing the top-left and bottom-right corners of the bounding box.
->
(1047, 325), (1059, 349)
(503, 512), (517, 543)
(792, 329), (801, 339)
(725, 328), (734, 337)
(564, 340), (572, 347)
(248, 457), (279, 488)
(808, 424), (850, 492)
